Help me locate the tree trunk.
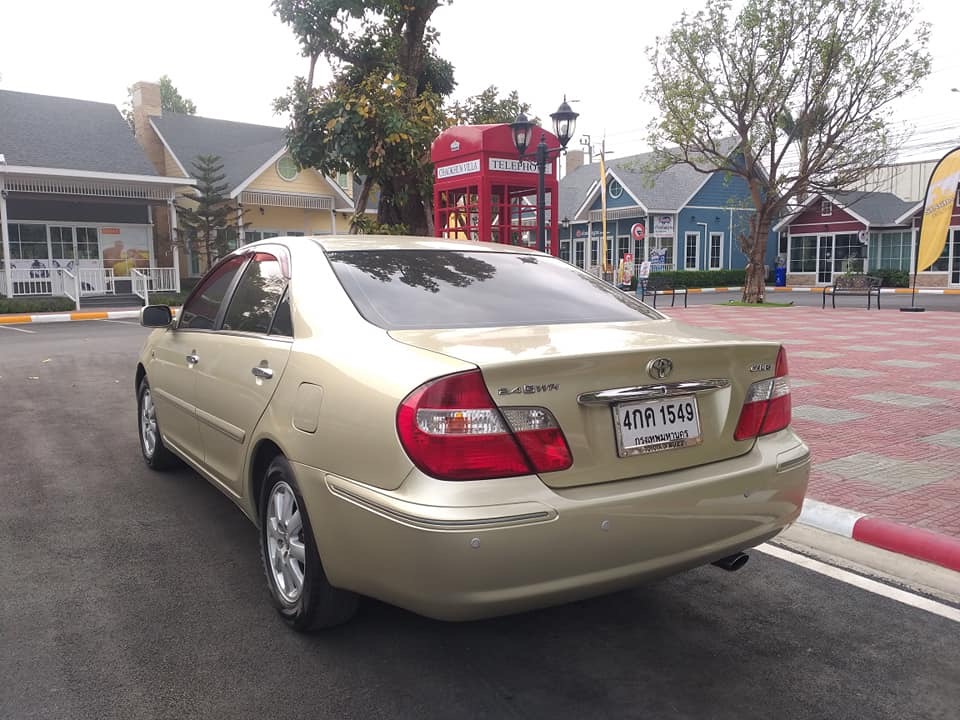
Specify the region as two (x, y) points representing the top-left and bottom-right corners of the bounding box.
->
(741, 216), (771, 303)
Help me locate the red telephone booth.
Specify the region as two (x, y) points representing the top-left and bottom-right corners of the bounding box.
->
(431, 124), (561, 255)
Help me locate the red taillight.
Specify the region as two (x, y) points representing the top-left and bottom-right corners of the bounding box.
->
(397, 370), (572, 480)
(734, 346), (792, 441)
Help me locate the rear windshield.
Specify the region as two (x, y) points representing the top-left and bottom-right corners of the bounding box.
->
(326, 249), (661, 330)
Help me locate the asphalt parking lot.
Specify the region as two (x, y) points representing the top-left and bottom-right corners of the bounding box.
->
(1, 319), (958, 720)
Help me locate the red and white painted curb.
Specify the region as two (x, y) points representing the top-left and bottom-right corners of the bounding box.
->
(799, 498), (960, 573)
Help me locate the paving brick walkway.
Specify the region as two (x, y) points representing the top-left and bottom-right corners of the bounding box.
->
(666, 304), (960, 540)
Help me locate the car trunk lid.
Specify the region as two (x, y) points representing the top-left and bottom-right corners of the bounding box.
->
(389, 319), (783, 489)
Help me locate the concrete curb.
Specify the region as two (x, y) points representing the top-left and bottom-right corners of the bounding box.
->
(0, 309), (142, 325)
(798, 499), (960, 573)
(684, 286), (960, 295)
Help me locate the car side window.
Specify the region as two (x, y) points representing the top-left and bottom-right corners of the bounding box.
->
(222, 253), (288, 335)
(179, 255), (248, 330)
(269, 291), (293, 338)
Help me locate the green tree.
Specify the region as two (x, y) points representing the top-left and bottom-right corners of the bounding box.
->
(123, 75), (197, 127)
(158, 75), (197, 115)
(273, 0), (455, 235)
(645, 0), (930, 302)
(448, 85), (531, 125)
(177, 155), (242, 269)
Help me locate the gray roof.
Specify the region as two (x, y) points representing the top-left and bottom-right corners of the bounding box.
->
(0, 89), (158, 175)
(151, 113), (286, 191)
(559, 149), (714, 221)
(831, 190), (915, 226)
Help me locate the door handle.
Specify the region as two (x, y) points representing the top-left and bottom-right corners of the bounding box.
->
(186, 353), (199, 365)
(251, 366), (274, 380)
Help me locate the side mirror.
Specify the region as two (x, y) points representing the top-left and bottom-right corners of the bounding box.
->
(140, 305), (174, 328)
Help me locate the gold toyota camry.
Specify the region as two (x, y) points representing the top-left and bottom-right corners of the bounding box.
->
(136, 236), (809, 631)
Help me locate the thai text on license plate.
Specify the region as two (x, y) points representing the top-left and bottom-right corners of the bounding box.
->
(614, 396), (702, 456)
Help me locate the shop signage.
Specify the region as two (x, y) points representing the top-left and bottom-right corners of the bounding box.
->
(631, 223), (646, 241)
(101, 227), (122, 235)
(436, 159), (481, 179)
(488, 158), (552, 174)
(653, 215), (674, 236)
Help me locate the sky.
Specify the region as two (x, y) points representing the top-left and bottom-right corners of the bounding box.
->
(2, 0), (959, 164)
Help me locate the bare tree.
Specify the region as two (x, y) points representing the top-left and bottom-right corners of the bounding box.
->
(646, 0), (930, 302)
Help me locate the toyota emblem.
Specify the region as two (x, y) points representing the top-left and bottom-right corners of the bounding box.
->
(647, 357), (673, 380)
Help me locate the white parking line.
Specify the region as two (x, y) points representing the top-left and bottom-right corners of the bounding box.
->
(757, 543), (960, 622)
(0, 324), (36, 334)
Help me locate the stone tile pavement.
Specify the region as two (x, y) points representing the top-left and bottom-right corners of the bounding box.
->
(667, 305), (960, 540)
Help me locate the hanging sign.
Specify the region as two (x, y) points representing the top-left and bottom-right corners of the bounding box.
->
(653, 215), (674, 236)
(631, 223), (646, 241)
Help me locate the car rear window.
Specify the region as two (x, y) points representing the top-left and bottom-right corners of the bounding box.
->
(326, 249), (661, 330)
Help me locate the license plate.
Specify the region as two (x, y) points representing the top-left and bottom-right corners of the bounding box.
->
(613, 396), (702, 456)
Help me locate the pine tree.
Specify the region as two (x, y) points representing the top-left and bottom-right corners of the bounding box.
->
(177, 155), (242, 270)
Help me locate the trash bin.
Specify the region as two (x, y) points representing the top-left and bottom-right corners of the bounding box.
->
(775, 266), (787, 287)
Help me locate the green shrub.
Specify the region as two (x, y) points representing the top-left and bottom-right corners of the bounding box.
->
(147, 293), (189, 307)
(649, 269), (747, 288)
(0, 297), (77, 314)
(871, 268), (910, 287)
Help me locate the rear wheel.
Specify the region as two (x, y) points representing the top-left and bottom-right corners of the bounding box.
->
(259, 455), (357, 631)
(137, 377), (178, 470)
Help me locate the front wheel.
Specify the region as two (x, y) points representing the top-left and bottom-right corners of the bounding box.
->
(259, 456), (357, 631)
(137, 377), (178, 470)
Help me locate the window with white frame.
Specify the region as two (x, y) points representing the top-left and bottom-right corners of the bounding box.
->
(709, 232), (723, 269)
(789, 235), (817, 272)
(868, 231), (911, 272)
(684, 231), (699, 269)
(5, 223), (47, 259)
(76, 228), (100, 259)
(820, 199), (832, 216)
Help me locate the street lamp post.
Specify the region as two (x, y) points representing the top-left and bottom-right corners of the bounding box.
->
(510, 97), (579, 253)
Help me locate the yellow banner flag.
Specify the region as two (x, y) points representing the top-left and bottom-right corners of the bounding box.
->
(917, 146), (960, 273)
(599, 153), (608, 273)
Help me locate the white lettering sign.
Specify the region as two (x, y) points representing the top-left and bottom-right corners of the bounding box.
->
(488, 158), (553, 174)
(437, 159), (481, 179)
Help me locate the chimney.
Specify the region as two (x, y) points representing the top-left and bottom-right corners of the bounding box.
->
(565, 149), (584, 175)
(131, 81), (164, 173)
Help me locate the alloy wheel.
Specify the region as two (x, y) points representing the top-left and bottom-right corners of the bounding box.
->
(140, 388), (158, 457)
(265, 481), (306, 603)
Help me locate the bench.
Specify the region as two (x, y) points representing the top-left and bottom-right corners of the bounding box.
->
(822, 274), (882, 309)
(640, 275), (688, 308)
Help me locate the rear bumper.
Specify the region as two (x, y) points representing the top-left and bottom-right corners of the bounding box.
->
(295, 431), (810, 621)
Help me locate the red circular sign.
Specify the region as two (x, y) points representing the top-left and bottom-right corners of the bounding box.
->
(631, 223), (646, 241)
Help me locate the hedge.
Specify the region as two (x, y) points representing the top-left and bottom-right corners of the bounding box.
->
(0, 297), (77, 314)
(870, 268), (910, 288)
(147, 293), (189, 307)
(642, 269), (747, 289)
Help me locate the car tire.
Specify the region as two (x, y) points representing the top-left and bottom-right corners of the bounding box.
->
(137, 377), (179, 471)
(259, 455), (358, 631)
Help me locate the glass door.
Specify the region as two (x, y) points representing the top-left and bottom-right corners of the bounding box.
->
(817, 234), (833, 284)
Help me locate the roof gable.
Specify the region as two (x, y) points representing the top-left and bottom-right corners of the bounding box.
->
(560, 141), (740, 221)
(0, 89), (158, 176)
(151, 113), (286, 191)
(773, 190), (915, 231)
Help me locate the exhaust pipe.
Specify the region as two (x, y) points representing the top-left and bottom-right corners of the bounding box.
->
(712, 551), (749, 572)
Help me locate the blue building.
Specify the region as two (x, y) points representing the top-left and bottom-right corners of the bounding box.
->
(558, 148), (777, 276)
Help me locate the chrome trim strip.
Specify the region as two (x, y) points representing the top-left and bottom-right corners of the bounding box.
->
(578, 379), (730, 406)
(196, 408), (246, 444)
(325, 477), (555, 530)
(153, 387), (196, 415)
